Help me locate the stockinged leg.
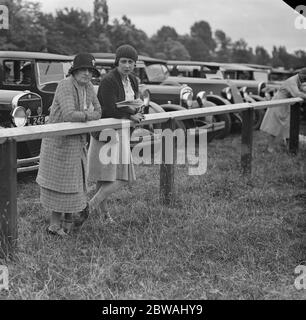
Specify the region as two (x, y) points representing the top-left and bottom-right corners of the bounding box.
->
(241, 108), (254, 176)
(0, 138), (17, 259)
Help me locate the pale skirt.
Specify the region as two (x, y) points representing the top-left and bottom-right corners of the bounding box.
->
(260, 94), (291, 139)
(87, 129), (136, 183)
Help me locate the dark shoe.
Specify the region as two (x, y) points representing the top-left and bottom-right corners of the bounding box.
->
(62, 219), (73, 234)
(46, 224), (69, 237)
(73, 203), (89, 228)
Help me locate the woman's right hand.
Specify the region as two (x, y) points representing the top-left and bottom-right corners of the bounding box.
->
(130, 112), (144, 123)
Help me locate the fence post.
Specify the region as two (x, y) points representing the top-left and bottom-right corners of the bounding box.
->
(0, 138), (18, 259)
(289, 102), (300, 155)
(160, 118), (176, 205)
(241, 107), (254, 176)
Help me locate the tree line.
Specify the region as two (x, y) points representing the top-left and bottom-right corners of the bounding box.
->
(0, 0), (305, 70)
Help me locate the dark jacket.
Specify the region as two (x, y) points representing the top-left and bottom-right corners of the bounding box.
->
(92, 68), (139, 140)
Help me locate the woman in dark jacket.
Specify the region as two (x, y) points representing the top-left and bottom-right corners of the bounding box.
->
(87, 44), (144, 221)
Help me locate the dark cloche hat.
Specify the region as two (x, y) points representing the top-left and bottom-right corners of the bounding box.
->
(69, 52), (100, 77)
(114, 44), (138, 66)
(298, 67), (306, 82)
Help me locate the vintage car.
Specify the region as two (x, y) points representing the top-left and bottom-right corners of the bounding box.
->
(0, 89), (45, 173)
(91, 53), (226, 140)
(168, 60), (268, 99)
(167, 60), (269, 129)
(0, 51), (73, 115)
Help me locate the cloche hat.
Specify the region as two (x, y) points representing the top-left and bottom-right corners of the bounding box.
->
(114, 44), (138, 66)
(69, 53), (100, 77)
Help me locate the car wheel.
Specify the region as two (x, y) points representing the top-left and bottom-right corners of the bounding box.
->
(252, 109), (265, 130)
(209, 113), (232, 139)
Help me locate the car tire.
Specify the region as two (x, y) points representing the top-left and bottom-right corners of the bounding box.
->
(212, 113), (232, 139)
(252, 109), (265, 130)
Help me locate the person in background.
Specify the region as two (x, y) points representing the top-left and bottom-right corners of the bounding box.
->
(87, 44), (144, 222)
(36, 53), (102, 236)
(260, 67), (306, 152)
(20, 62), (32, 85)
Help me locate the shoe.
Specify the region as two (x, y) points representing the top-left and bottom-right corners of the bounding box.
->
(73, 203), (90, 228)
(62, 219), (73, 234)
(46, 224), (69, 237)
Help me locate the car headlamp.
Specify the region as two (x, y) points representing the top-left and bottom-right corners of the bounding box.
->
(258, 82), (266, 96)
(222, 87), (232, 101)
(180, 86), (193, 108)
(12, 106), (27, 127)
(239, 86), (248, 99)
(196, 91), (207, 107)
(142, 89), (150, 107)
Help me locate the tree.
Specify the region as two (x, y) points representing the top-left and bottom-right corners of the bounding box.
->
(254, 46), (271, 66)
(180, 35), (211, 61)
(41, 7), (97, 54)
(271, 46), (294, 69)
(190, 20), (216, 54)
(150, 26), (179, 54)
(0, 0), (47, 51)
(162, 38), (190, 60)
(107, 15), (149, 53)
(91, 0), (109, 34)
(231, 38), (254, 63)
(214, 29), (232, 62)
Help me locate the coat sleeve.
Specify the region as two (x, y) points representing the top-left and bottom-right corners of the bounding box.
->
(56, 81), (87, 122)
(85, 84), (102, 121)
(286, 76), (306, 99)
(97, 77), (134, 119)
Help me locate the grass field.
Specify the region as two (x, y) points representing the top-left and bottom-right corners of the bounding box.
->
(0, 129), (305, 300)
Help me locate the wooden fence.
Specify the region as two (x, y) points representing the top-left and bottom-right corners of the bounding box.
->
(0, 97), (303, 257)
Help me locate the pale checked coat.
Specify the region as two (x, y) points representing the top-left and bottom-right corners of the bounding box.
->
(36, 76), (101, 193)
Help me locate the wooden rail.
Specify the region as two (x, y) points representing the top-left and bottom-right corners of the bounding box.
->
(0, 97), (303, 257)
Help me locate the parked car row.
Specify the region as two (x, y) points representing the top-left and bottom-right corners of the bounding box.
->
(1, 51), (292, 173)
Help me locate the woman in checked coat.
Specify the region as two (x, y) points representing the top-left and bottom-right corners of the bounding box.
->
(36, 53), (101, 236)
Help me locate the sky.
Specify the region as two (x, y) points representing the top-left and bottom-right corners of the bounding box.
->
(34, 0), (306, 54)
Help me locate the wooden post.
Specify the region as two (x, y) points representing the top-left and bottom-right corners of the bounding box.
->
(160, 119), (176, 205)
(289, 102), (300, 155)
(0, 138), (18, 259)
(241, 107), (254, 176)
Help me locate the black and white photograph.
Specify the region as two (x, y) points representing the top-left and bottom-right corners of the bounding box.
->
(0, 0), (305, 306)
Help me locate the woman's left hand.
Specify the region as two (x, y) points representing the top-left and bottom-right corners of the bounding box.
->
(130, 112), (144, 123)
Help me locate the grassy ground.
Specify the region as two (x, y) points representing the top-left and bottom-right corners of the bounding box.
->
(0, 129), (305, 300)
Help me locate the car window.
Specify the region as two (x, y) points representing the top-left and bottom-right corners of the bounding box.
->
(237, 71), (253, 80)
(269, 73), (290, 82)
(254, 71), (269, 82)
(36, 61), (72, 86)
(2, 60), (32, 85)
(223, 71), (236, 79)
(145, 63), (169, 82)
